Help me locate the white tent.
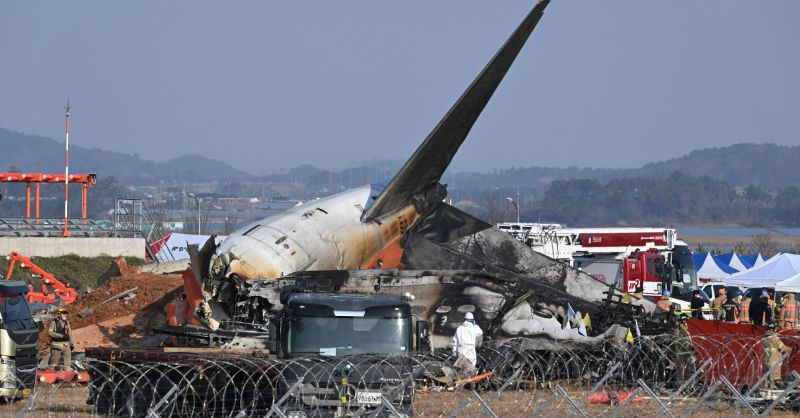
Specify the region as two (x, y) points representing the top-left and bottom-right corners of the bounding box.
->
(718, 252), (750, 272)
(726, 253), (800, 289)
(694, 252), (739, 280)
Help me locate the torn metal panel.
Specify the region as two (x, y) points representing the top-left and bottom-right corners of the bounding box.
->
(190, 269), (659, 353)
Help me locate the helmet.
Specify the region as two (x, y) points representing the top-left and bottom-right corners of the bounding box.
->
(56, 306), (68, 314)
(464, 312), (474, 320)
(663, 290), (671, 297)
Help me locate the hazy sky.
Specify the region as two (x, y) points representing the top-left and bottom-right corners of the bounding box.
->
(1, 1), (798, 175)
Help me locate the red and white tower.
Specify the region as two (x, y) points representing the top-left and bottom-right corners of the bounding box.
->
(62, 98), (71, 237)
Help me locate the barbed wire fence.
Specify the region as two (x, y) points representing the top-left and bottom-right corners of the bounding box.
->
(5, 334), (800, 417)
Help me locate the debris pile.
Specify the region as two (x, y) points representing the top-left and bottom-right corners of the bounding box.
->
(39, 271), (183, 351)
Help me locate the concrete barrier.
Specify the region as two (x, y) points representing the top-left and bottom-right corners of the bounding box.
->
(0, 237), (146, 258)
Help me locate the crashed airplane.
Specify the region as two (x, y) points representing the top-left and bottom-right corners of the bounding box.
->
(185, 0), (659, 345)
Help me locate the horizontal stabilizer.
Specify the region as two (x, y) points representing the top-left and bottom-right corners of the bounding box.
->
(362, 0), (550, 222)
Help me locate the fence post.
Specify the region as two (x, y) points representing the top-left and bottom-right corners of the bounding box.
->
(554, 385), (587, 418)
(719, 376), (759, 417)
(147, 383), (187, 418)
(637, 378), (674, 418)
(474, 368), (521, 418)
(264, 381), (302, 418)
(529, 392), (558, 418)
(661, 358), (710, 410)
(568, 361), (621, 416)
(448, 398), (472, 418)
(381, 395), (405, 418)
(608, 388), (641, 418)
(681, 380), (721, 418)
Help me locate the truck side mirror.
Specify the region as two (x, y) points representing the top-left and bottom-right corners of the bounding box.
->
(415, 320), (430, 353)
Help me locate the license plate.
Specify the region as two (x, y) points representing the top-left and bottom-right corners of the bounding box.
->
(22, 389), (31, 396)
(355, 391), (382, 405)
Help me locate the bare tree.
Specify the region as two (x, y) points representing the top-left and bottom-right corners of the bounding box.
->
(732, 241), (749, 254)
(223, 216), (239, 235)
(750, 233), (780, 257)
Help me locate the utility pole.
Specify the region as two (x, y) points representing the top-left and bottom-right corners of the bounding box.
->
(62, 98), (71, 237)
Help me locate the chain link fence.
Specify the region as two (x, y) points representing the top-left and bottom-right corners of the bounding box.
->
(4, 334), (800, 417)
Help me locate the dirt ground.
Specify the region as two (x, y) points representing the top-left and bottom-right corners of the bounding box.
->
(3, 385), (800, 417)
(39, 271), (184, 352)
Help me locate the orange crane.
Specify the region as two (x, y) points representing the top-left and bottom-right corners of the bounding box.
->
(0, 172), (96, 224)
(4, 252), (78, 305)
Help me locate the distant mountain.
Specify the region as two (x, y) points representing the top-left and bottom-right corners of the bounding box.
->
(0, 128), (252, 184)
(629, 143), (800, 190)
(2, 126), (796, 192)
(454, 143), (800, 192)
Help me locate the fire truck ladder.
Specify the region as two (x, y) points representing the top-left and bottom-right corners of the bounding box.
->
(113, 198), (175, 263)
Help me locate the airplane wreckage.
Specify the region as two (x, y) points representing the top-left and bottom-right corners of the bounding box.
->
(164, 0), (671, 353)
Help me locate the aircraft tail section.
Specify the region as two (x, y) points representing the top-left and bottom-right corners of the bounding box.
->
(361, 0), (550, 222)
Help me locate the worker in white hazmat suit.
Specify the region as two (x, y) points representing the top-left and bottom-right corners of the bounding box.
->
(451, 312), (484, 371)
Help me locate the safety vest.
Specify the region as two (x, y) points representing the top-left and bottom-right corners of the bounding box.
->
(738, 299), (751, 323)
(781, 301), (797, 325)
(656, 297), (671, 311)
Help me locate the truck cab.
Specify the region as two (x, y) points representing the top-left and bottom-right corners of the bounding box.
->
(0, 281), (39, 399)
(276, 291), (419, 417)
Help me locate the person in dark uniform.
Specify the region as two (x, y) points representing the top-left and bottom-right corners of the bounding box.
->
(690, 290), (705, 320)
(722, 293), (740, 323)
(749, 290), (772, 327)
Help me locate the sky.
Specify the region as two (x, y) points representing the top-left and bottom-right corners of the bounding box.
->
(1, 1), (798, 175)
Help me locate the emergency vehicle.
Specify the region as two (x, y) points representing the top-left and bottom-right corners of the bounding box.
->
(498, 223), (699, 301)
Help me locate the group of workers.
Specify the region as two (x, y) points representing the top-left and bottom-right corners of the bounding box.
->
(657, 287), (800, 328)
(658, 287), (796, 389)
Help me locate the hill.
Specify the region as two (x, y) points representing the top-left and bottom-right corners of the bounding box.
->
(454, 143), (800, 192)
(0, 128), (251, 184)
(630, 143), (800, 190)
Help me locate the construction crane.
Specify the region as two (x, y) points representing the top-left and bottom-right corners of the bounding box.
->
(5, 252), (78, 306)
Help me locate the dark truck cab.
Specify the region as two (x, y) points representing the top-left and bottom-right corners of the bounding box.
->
(275, 291), (420, 417)
(0, 281), (39, 400)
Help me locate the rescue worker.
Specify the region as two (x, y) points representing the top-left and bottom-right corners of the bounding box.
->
(656, 290), (672, 312)
(690, 290), (705, 320)
(779, 292), (797, 330)
(738, 293), (752, 324)
(721, 294), (739, 323)
(671, 314), (694, 382)
(749, 290), (772, 327)
(761, 322), (791, 389)
(48, 307), (73, 371)
(711, 288), (726, 320)
(451, 312), (484, 375)
(768, 291), (777, 321)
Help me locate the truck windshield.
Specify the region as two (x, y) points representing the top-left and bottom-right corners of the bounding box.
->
(288, 316), (410, 356)
(0, 292), (33, 322)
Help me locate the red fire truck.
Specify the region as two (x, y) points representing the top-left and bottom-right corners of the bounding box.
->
(497, 223), (698, 301)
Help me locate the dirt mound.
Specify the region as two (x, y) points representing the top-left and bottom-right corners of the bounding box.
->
(40, 272), (184, 351)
